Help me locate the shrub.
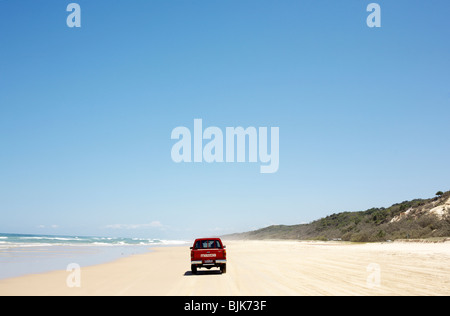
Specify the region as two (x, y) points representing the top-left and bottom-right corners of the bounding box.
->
(350, 233), (369, 243)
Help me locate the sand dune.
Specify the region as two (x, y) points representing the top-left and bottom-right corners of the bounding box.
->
(0, 240), (449, 296)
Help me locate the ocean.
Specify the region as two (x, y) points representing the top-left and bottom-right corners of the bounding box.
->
(0, 233), (189, 280)
(0, 233), (187, 247)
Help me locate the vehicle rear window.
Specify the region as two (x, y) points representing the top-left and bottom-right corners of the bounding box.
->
(194, 240), (222, 249)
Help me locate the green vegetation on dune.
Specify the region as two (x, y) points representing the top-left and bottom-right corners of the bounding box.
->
(224, 191), (450, 242)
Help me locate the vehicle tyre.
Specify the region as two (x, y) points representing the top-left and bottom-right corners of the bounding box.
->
(191, 265), (198, 275)
(220, 264), (227, 274)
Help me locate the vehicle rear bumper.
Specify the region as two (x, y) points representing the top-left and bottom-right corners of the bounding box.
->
(191, 260), (226, 265)
(191, 260), (203, 265)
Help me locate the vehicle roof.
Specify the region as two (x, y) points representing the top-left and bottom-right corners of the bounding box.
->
(193, 237), (222, 242)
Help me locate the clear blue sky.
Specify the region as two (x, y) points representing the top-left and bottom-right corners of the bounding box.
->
(1, 0), (449, 239)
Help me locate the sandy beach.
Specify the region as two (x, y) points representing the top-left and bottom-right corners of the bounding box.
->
(0, 240), (449, 296)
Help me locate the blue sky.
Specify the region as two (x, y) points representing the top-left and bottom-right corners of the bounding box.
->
(0, 0), (449, 239)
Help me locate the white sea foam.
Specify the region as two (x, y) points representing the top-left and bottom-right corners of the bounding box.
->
(0, 233), (189, 248)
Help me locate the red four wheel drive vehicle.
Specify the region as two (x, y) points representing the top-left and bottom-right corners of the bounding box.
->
(190, 238), (227, 274)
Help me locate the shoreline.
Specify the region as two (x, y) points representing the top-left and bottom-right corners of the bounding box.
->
(0, 244), (154, 280)
(1, 240), (449, 296)
(0, 233), (190, 280)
